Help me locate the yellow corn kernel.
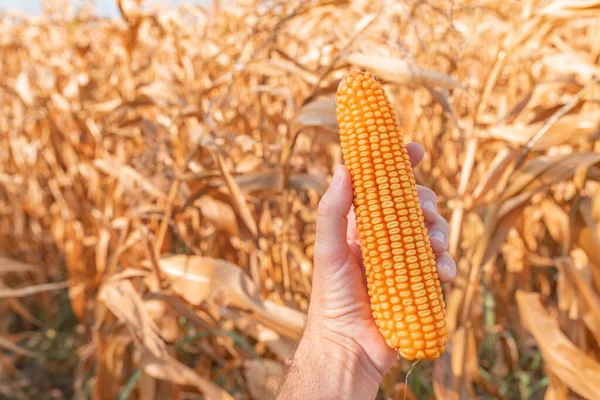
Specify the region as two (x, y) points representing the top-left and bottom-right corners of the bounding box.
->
(335, 70), (447, 361)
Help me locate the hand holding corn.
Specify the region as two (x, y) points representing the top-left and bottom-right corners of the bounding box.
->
(276, 72), (455, 398)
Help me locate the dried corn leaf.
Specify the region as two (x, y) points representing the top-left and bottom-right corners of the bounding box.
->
(197, 196), (240, 236)
(15, 72), (34, 106)
(487, 111), (600, 149)
(247, 59), (319, 85)
(220, 308), (294, 360)
(137, 81), (186, 107)
(541, 52), (600, 81)
(538, 0), (600, 18)
(216, 152), (258, 237)
(540, 198), (570, 246)
(94, 158), (166, 201)
(344, 53), (465, 90)
(158, 255), (305, 339)
(98, 279), (234, 400)
(235, 154), (263, 174)
(502, 152), (600, 205)
(211, 170), (328, 195)
(0, 335), (38, 358)
(517, 290), (600, 399)
(555, 256), (600, 344)
(544, 369), (569, 400)
(0, 257), (40, 275)
(292, 95), (337, 132)
(577, 197), (600, 266)
(0, 281), (69, 299)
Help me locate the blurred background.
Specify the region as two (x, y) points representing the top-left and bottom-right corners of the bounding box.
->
(1, 0), (212, 17)
(2, 0), (600, 399)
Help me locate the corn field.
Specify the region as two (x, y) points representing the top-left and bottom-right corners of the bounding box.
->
(2, 0), (600, 399)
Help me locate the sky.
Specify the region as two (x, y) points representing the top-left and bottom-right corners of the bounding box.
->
(1, 0), (212, 17)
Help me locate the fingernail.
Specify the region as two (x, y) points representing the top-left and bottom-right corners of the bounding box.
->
(423, 200), (436, 213)
(431, 230), (446, 245)
(332, 166), (343, 186)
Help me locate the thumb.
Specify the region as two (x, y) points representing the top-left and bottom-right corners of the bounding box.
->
(313, 165), (354, 268)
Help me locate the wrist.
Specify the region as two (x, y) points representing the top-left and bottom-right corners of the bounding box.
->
(302, 323), (385, 392)
(276, 322), (383, 400)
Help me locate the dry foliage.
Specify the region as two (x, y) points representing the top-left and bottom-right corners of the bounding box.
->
(2, 0), (600, 399)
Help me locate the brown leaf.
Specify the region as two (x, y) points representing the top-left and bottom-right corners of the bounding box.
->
(220, 308), (295, 360)
(227, 171), (329, 196)
(428, 87), (462, 132)
(544, 369), (569, 400)
(433, 334), (458, 400)
(502, 152), (600, 206)
(555, 256), (600, 345)
(575, 197), (600, 292)
(540, 198), (569, 247)
(482, 203), (526, 267)
(292, 96), (337, 132)
(118, 0), (142, 22)
(214, 170), (328, 195)
(247, 59), (319, 85)
(577, 197), (600, 266)
(516, 290), (600, 399)
(344, 53), (466, 90)
(93, 331), (132, 400)
(0, 257), (41, 275)
(96, 228), (110, 277)
(471, 147), (515, 205)
(0, 335), (38, 358)
(486, 111), (600, 149)
(15, 71), (34, 105)
(537, 0), (600, 18)
(497, 89), (534, 125)
(0, 281), (70, 299)
(136, 81), (186, 107)
(451, 326), (467, 382)
(94, 157), (166, 201)
(235, 154), (263, 174)
(158, 255), (306, 339)
(541, 52), (600, 81)
(289, 173), (329, 195)
(144, 299), (181, 344)
(197, 196), (240, 236)
(216, 152), (258, 237)
(224, 171), (283, 192)
(98, 279), (234, 400)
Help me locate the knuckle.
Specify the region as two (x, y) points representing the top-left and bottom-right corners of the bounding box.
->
(431, 216), (449, 234)
(418, 186), (437, 203)
(317, 197), (335, 218)
(438, 215), (450, 231)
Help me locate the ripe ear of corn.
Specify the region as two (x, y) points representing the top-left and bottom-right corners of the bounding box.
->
(335, 70), (448, 361)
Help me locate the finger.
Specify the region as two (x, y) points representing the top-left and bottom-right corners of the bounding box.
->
(314, 165), (354, 268)
(406, 142), (425, 167)
(427, 214), (449, 254)
(417, 185), (438, 223)
(435, 252), (456, 283)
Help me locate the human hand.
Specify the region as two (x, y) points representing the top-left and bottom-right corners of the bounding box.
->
(275, 142), (456, 399)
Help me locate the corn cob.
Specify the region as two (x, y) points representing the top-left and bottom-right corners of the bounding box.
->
(335, 70), (447, 360)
